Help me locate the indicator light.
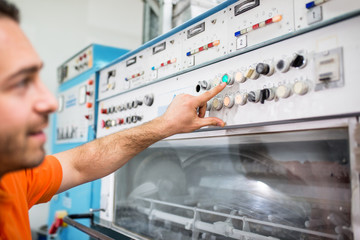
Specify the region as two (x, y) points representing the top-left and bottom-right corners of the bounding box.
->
(222, 74), (229, 84)
(199, 46), (204, 52)
(272, 15), (282, 23)
(213, 40), (220, 46)
(234, 15), (282, 38)
(167, 60), (171, 64)
(265, 18), (273, 24)
(171, 58), (177, 63)
(186, 51), (191, 56)
(207, 42), (214, 48)
(86, 102), (92, 108)
(88, 79), (94, 85)
(306, 2), (315, 9)
(151, 66), (155, 70)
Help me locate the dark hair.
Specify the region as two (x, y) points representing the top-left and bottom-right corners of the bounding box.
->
(0, 0), (20, 22)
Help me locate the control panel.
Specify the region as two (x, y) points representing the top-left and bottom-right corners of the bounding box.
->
(57, 44), (129, 84)
(56, 78), (95, 143)
(97, 0), (360, 101)
(96, 16), (359, 138)
(58, 46), (94, 83)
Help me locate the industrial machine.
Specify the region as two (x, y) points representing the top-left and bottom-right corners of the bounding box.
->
(48, 44), (129, 239)
(55, 0), (360, 239)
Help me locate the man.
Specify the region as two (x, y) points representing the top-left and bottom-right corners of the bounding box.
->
(0, 0), (226, 239)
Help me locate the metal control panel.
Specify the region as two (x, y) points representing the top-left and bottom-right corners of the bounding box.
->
(56, 78), (95, 144)
(97, 0), (360, 101)
(96, 14), (360, 237)
(96, 16), (359, 138)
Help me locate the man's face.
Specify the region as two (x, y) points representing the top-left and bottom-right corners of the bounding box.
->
(0, 18), (57, 176)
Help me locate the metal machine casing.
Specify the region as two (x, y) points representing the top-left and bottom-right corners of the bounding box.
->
(94, 1), (360, 239)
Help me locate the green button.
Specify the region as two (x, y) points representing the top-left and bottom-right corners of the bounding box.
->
(222, 74), (229, 84)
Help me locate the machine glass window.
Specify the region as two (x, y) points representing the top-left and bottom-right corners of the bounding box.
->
(113, 128), (351, 240)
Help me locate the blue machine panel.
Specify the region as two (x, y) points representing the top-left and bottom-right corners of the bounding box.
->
(48, 44), (129, 240)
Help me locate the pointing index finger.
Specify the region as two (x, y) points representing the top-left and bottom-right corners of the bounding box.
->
(196, 82), (227, 104)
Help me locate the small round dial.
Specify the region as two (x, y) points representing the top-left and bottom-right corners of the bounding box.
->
(234, 71), (246, 83)
(235, 92), (248, 105)
(256, 63), (274, 76)
(223, 95), (235, 108)
(293, 81), (309, 95)
(276, 59), (291, 73)
(276, 85), (291, 98)
(212, 98), (223, 111)
(144, 94), (154, 106)
(247, 90), (261, 103)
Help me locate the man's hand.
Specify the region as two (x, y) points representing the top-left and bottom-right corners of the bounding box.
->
(160, 82), (227, 135)
(55, 82), (226, 193)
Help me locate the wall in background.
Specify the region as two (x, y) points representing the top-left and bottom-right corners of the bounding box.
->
(9, 0), (144, 234)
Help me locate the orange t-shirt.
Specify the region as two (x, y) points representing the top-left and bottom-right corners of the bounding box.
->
(0, 155), (63, 240)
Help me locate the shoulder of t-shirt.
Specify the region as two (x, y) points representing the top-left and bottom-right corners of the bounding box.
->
(25, 155), (63, 208)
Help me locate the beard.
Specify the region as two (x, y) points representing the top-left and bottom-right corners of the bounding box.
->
(0, 116), (48, 174)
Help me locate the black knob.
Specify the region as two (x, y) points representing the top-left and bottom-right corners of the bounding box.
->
(105, 120), (112, 128)
(256, 63), (270, 75)
(291, 54), (306, 68)
(126, 117), (132, 124)
(144, 94), (154, 106)
(248, 91), (257, 103)
(260, 89), (271, 104)
(127, 102), (132, 109)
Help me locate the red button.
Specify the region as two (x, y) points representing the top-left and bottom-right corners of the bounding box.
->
(117, 118), (124, 125)
(253, 23), (259, 30)
(85, 115), (91, 120)
(208, 42), (214, 48)
(86, 91), (91, 96)
(101, 108), (107, 114)
(265, 18), (273, 24)
(137, 73), (141, 77)
(167, 60), (171, 64)
(132, 75), (135, 78)
(101, 120), (106, 128)
(161, 63), (165, 67)
(86, 102), (93, 108)
(199, 46), (204, 52)
(88, 79), (94, 85)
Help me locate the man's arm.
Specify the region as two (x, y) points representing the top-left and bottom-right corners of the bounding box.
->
(54, 83), (226, 193)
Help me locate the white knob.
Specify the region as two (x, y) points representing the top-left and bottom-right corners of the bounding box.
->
(293, 81), (309, 95)
(224, 95), (235, 108)
(235, 92), (247, 105)
(234, 71), (246, 83)
(212, 98), (223, 111)
(276, 85), (291, 98)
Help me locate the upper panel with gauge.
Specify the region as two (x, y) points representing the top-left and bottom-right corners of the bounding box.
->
(97, 0), (360, 101)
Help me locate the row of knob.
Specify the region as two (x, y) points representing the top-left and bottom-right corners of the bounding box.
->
(210, 81), (309, 110)
(101, 94), (154, 114)
(196, 54), (307, 92)
(101, 115), (143, 128)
